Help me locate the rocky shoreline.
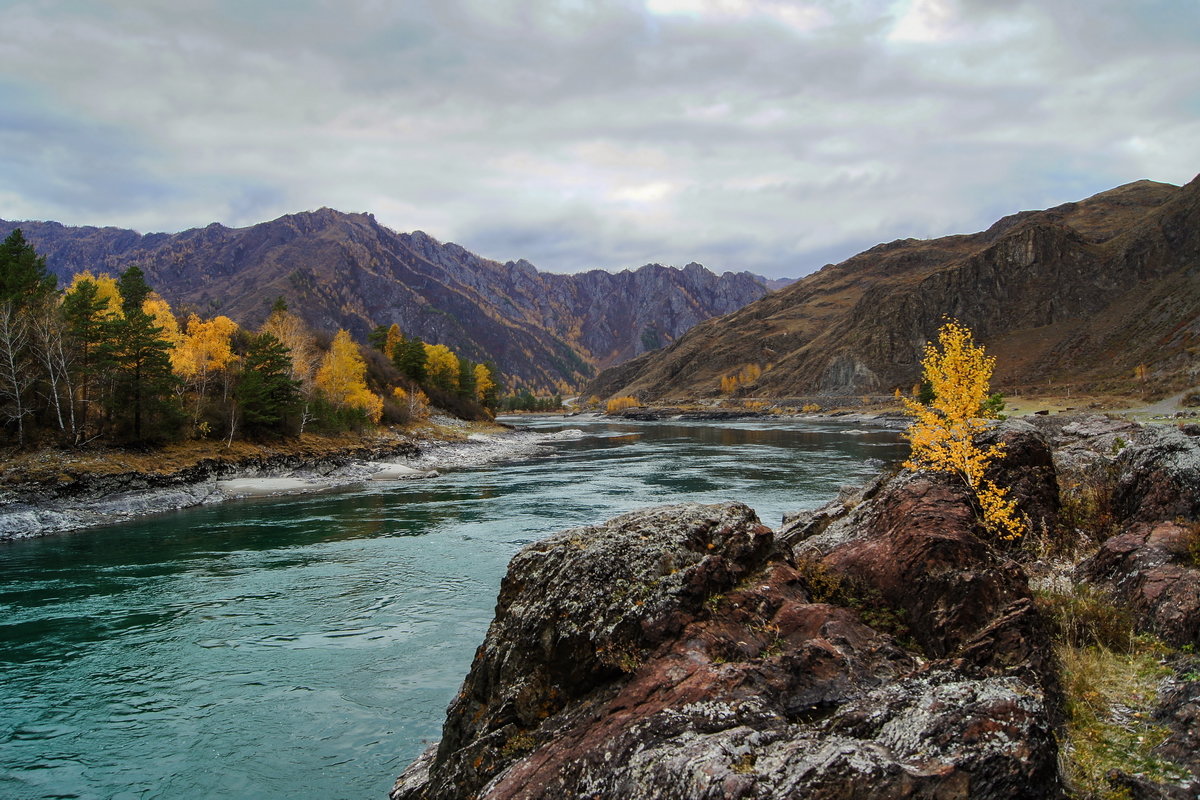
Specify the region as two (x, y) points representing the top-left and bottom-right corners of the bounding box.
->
(393, 414), (1200, 799)
(0, 426), (584, 541)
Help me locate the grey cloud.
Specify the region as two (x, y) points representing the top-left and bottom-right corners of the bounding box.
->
(0, 1), (1196, 278)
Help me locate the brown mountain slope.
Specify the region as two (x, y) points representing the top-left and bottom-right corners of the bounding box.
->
(586, 177), (1200, 400)
(0, 211), (773, 390)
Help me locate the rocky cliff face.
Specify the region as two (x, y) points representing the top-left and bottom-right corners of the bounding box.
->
(392, 416), (1200, 799)
(586, 176), (1200, 400)
(0, 213), (771, 390)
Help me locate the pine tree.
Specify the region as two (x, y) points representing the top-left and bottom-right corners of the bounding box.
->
(0, 229), (56, 443)
(104, 268), (181, 442)
(237, 332), (300, 437)
(117, 265), (151, 316)
(61, 278), (110, 434)
(394, 337), (427, 383)
(456, 354), (477, 399)
(0, 229), (56, 305)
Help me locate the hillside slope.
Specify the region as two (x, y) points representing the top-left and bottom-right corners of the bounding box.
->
(0, 212), (772, 390)
(587, 176), (1200, 400)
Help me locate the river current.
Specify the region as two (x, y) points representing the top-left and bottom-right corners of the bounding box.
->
(0, 416), (905, 799)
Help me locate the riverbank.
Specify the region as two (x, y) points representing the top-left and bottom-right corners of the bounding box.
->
(0, 419), (583, 541)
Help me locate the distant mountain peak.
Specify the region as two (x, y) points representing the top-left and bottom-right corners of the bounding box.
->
(0, 213), (777, 390)
(586, 174), (1199, 400)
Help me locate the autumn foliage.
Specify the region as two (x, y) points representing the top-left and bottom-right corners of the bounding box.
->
(316, 329), (384, 423)
(605, 396), (639, 414)
(902, 320), (1024, 541)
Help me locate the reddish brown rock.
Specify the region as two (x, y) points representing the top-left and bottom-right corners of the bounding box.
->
(793, 471), (1058, 692)
(1076, 521), (1200, 648)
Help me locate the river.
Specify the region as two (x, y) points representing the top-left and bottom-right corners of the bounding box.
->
(0, 416), (905, 800)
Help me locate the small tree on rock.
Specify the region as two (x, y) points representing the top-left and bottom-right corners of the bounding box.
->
(902, 319), (1024, 541)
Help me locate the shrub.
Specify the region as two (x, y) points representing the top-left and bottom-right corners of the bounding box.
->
(605, 396), (638, 414)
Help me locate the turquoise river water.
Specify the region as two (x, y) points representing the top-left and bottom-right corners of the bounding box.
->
(0, 416), (905, 800)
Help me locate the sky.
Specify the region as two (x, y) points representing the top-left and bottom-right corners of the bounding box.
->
(1, 1), (1197, 279)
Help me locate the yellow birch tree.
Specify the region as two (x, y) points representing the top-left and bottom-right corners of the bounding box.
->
(68, 270), (121, 318)
(316, 329), (382, 423)
(473, 363), (495, 403)
(423, 343), (458, 392)
(261, 308), (319, 389)
(385, 323), (403, 361)
(902, 319), (1024, 540)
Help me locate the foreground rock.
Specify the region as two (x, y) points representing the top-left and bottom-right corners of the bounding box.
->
(394, 495), (1062, 799)
(1076, 522), (1200, 648)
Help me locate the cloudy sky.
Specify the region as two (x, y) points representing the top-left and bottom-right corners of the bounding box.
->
(2, 0), (1197, 278)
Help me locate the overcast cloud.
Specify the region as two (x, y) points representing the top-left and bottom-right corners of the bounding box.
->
(1, 0), (1197, 278)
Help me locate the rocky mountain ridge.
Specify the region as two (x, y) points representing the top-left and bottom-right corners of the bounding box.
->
(0, 211), (775, 389)
(393, 415), (1200, 799)
(587, 176), (1200, 400)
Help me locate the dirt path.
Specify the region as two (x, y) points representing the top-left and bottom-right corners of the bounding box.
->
(1123, 386), (1199, 417)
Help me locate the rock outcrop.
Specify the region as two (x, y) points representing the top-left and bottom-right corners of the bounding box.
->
(395, 494), (1062, 798)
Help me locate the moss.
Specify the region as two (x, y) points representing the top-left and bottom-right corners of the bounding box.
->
(499, 730), (537, 759)
(731, 752), (757, 775)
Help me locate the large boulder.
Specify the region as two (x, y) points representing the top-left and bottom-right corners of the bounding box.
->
(1111, 426), (1200, 524)
(790, 470), (1059, 693)
(1076, 521), (1200, 648)
(394, 498), (1063, 800)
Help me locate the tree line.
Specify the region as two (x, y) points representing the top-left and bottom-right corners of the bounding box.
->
(0, 230), (497, 447)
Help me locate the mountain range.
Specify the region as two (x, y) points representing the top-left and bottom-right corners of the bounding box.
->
(0, 211), (781, 390)
(587, 175), (1200, 401)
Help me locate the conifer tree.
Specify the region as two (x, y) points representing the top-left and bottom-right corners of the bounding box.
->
(61, 278), (110, 434)
(237, 332), (300, 437)
(0, 229), (56, 305)
(456, 354), (477, 399)
(104, 267), (181, 442)
(0, 229), (56, 443)
(394, 337), (427, 383)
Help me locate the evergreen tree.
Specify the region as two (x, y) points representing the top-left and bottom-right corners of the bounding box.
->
(456, 354), (477, 399)
(394, 337), (427, 383)
(116, 265), (151, 316)
(0, 230), (55, 443)
(237, 332), (300, 437)
(367, 324), (389, 352)
(0, 229), (56, 305)
(104, 270), (181, 442)
(61, 279), (110, 433)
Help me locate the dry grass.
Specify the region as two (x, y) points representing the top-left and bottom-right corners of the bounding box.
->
(1058, 642), (1186, 798)
(1037, 582), (1190, 798)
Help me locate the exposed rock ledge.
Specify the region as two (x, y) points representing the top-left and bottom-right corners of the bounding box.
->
(394, 415), (1200, 800)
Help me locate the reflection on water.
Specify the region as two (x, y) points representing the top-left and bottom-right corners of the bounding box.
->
(0, 416), (905, 799)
